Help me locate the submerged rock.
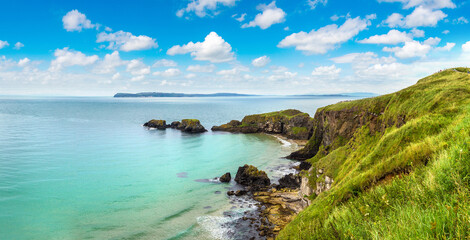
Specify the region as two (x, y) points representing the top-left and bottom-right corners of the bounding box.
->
(220, 172), (231, 183)
(235, 165), (270, 190)
(143, 119), (168, 130)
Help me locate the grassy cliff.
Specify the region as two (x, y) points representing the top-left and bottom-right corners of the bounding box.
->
(278, 68), (470, 239)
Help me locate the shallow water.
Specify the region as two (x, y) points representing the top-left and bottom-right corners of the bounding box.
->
(0, 96), (358, 240)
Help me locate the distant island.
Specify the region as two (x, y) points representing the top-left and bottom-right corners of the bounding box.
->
(113, 92), (376, 98)
(113, 92), (256, 98)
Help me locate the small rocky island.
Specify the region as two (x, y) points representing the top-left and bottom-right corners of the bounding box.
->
(143, 119), (207, 133)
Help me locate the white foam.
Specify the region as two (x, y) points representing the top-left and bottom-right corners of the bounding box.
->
(275, 136), (292, 147)
(197, 215), (234, 240)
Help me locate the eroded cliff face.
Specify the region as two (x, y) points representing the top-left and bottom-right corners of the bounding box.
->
(211, 109), (314, 140)
(288, 102), (406, 160)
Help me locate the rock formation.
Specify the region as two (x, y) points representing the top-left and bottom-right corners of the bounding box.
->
(234, 164), (270, 190)
(219, 172), (231, 182)
(143, 119), (168, 130)
(143, 119), (207, 133)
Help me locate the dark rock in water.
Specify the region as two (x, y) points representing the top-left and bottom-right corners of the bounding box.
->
(220, 172), (231, 182)
(235, 190), (248, 196)
(278, 173), (301, 189)
(299, 161), (312, 171)
(204, 206), (212, 209)
(214, 191), (221, 194)
(235, 165), (270, 190)
(227, 191), (235, 196)
(176, 172), (188, 178)
(170, 119), (207, 133)
(143, 119), (168, 130)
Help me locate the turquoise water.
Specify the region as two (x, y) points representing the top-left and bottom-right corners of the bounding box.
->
(0, 96), (357, 240)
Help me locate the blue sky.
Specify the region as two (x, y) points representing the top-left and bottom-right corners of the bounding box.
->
(0, 0), (469, 96)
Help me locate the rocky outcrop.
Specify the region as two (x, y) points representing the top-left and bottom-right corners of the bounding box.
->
(219, 172), (231, 183)
(212, 109), (314, 140)
(235, 164), (271, 190)
(143, 120), (168, 130)
(171, 119), (207, 133)
(287, 104), (406, 160)
(277, 173), (301, 189)
(144, 119), (207, 133)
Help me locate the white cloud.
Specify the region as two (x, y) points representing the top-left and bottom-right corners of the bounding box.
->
(252, 56), (271, 67)
(18, 58), (30, 67)
(462, 41), (470, 52)
(97, 30), (158, 52)
(126, 59), (151, 75)
(14, 42), (24, 50)
(242, 1), (286, 30)
(423, 37), (441, 46)
(185, 73), (197, 79)
(62, 10), (96, 32)
(411, 28), (425, 37)
(453, 17), (469, 24)
(167, 32), (234, 63)
(384, 6), (447, 28)
(435, 42), (455, 51)
(93, 51), (127, 74)
(278, 16), (371, 54)
(233, 13), (246, 22)
(311, 65), (341, 79)
(153, 68), (182, 77)
(358, 30), (412, 44)
(0, 40), (9, 49)
(307, 0), (328, 9)
(49, 48), (99, 72)
(330, 15), (340, 21)
(153, 59), (178, 67)
(442, 30), (450, 34)
(383, 40), (432, 58)
(186, 64), (216, 72)
(217, 66), (249, 75)
(378, 0), (455, 9)
(177, 0), (238, 18)
(112, 72), (121, 80)
(131, 75), (145, 82)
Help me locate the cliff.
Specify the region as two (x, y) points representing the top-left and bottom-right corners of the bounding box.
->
(277, 68), (470, 239)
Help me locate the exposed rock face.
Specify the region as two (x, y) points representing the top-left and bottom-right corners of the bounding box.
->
(299, 161), (312, 171)
(315, 175), (334, 195)
(300, 177), (314, 197)
(288, 104), (406, 160)
(219, 172), (231, 183)
(143, 119), (168, 130)
(278, 173), (301, 189)
(235, 164), (270, 190)
(212, 109), (314, 140)
(170, 119), (207, 133)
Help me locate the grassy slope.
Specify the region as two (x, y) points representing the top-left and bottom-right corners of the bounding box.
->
(278, 69), (470, 239)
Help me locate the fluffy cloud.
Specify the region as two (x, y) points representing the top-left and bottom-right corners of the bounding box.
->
(62, 10), (96, 32)
(126, 59), (151, 75)
(435, 42), (455, 51)
(93, 51), (127, 74)
(153, 59), (178, 67)
(423, 37), (441, 46)
(233, 13), (246, 22)
(242, 1), (286, 29)
(186, 64), (216, 72)
(384, 6), (447, 28)
(153, 68), (182, 77)
(307, 0), (328, 9)
(378, 0), (455, 9)
(0, 40), (9, 49)
(278, 16), (371, 54)
(17, 58), (30, 67)
(14, 42), (24, 50)
(453, 17), (469, 24)
(97, 30), (158, 52)
(49, 48), (99, 72)
(311, 65), (341, 79)
(252, 56), (271, 67)
(383, 40), (432, 58)
(167, 32), (234, 63)
(177, 0), (238, 18)
(462, 41), (470, 52)
(217, 66), (249, 75)
(358, 30), (412, 44)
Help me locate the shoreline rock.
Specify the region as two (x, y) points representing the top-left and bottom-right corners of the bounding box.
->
(220, 172), (231, 183)
(235, 165), (271, 191)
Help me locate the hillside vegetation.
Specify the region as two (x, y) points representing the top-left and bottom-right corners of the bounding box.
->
(278, 68), (470, 239)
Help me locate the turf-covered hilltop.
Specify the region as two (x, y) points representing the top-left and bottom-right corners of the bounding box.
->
(275, 68), (470, 239)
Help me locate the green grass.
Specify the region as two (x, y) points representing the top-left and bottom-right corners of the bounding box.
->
(277, 69), (470, 239)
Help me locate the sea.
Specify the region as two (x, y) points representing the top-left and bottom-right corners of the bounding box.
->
(0, 95), (360, 240)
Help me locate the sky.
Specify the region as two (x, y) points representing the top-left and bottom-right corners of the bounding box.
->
(0, 0), (469, 96)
